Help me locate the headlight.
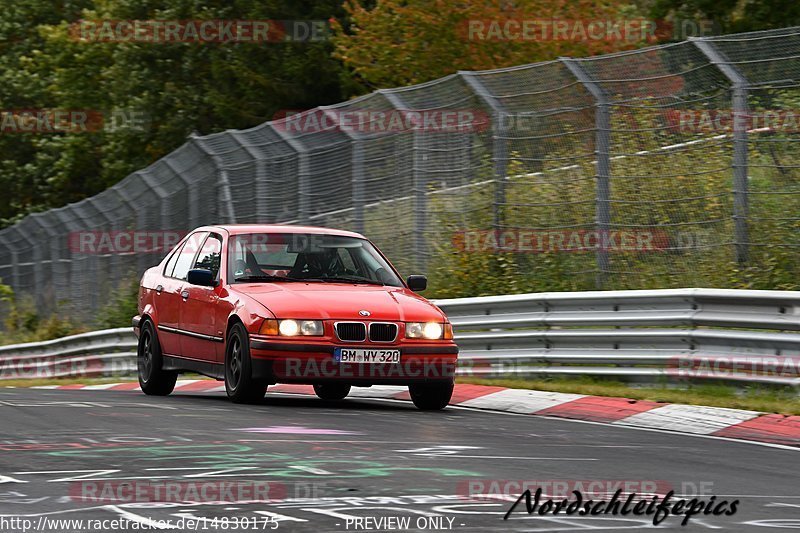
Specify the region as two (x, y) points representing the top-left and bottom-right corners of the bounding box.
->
(406, 322), (444, 339)
(299, 320), (324, 336)
(279, 319), (323, 336)
(279, 320), (300, 336)
(260, 319), (323, 336)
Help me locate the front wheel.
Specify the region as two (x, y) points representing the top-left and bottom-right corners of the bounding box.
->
(138, 320), (177, 396)
(225, 323), (267, 404)
(409, 381), (454, 411)
(313, 383), (351, 401)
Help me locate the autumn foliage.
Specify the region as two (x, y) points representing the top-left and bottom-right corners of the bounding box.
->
(332, 0), (653, 88)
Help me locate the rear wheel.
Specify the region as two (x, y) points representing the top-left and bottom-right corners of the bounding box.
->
(138, 320), (177, 396)
(225, 323), (267, 404)
(313, 383), (351, 401)
(409, 381), (453, 411)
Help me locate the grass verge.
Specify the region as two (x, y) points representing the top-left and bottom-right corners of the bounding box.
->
(0, 376), (138, 388)
(457, 376), (800, 415)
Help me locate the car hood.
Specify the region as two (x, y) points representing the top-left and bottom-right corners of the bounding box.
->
(232, 282), (446, 322)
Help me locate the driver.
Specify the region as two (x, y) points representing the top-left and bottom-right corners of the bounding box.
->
(289, 248), (344, 278)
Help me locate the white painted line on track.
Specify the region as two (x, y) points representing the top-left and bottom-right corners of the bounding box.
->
(81, 384), (120, 390)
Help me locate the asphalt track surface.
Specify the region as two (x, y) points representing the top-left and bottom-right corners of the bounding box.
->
(0, 387), (798, 532)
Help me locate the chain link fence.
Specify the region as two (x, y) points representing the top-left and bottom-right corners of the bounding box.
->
(2, 26), (800, 323)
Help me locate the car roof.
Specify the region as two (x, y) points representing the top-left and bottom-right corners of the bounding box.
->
(194, 224), (366, 239)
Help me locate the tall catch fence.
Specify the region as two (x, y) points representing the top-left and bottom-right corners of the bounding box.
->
(2, 27), (800, 323)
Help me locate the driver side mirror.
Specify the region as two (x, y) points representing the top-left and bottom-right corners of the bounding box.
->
(406, 275), (427, 292)
(187, 268), (218, 287)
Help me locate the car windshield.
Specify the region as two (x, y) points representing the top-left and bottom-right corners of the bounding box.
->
(228, 232), (404, 287)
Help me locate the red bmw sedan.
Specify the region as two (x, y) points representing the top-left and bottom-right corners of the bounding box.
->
(132, 225), (458, 410)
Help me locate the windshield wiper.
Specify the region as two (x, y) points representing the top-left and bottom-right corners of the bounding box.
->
(234, 275), (304, 283)
(293, 276), (385, 286)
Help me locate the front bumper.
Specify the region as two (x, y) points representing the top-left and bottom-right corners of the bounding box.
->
(249, 340), (458, 385)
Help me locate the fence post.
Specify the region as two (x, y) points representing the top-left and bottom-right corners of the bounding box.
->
(0, 233), (19, 297)
(460, 71), (508, 235)
(691, 38), (750, 264)
(229, 131), (269, 223)
(163, 157), (197, 229)
(381, 90), (427, 271)
(271, 125), (311, 224)
(30, 214), (60, 313)
(113, 178), (151, 276)
(20, 221), (46, 311)
(85, 197), (119, 313)
(323, 108), (364, 234)
(52, 208), (81, 319)
(352, 141), (365, 234)
(562, 58), (611, 289)
(190, 136), (237, 224)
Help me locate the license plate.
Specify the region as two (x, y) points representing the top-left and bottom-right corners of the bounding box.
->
(334, 348), (401, 364)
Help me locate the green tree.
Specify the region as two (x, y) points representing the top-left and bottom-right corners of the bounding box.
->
(332, 0), (649, 90)
(646, 0), (800, 35)
(0, 0), (352, 228)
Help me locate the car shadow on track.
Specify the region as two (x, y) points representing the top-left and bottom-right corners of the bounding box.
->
(159, 391), (423, 412)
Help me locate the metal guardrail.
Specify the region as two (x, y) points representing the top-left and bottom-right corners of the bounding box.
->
(1, 289), (799, 386)
(436, 288), (800, 386)
(0, 328), (136, 380)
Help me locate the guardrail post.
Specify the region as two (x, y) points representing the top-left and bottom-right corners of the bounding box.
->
(460, 71), (508, 235)
(562, 59), (612, 288)
(691, 38), (751, 264)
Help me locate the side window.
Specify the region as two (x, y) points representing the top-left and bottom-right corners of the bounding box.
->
(163, 245), (183, 277)
(193, 234), (222, 279)
(171, 232), (208, 280)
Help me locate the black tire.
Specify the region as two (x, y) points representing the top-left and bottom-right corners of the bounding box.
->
(409, 381), (454, 411)
(313, 383), (351, 401)
(225, 323), (267, 404)
(138, 320), (178, 396)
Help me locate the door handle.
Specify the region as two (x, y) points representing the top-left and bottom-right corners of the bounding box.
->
(181, 290), (189, 300)
(155, 285), (163, 294)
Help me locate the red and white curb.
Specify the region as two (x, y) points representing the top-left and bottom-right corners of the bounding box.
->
(27, 380), (800, 448)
